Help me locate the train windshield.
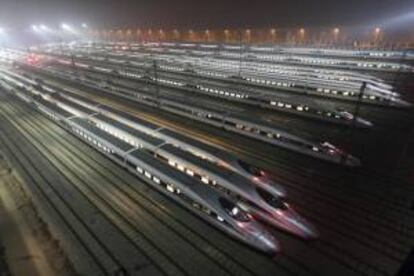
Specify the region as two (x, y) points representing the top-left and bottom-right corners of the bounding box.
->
(237, 160), (264, 177)
(256, 187), (288, 210)
(219, 197), (251, 222)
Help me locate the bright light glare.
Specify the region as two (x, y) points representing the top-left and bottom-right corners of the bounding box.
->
(32, 25), (39, 32)
(0, 28), (4, 35)
(40, 24), (48, 30)
(61, 23), (71, 30)
(82, 23), (88, 28)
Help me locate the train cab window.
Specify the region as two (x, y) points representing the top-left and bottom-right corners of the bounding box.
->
(237, 160), (264, 177)
(219, 197), (251, 222)
(256, 187), (288, 210)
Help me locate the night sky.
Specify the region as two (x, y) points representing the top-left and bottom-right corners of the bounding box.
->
(1, 0), (413, 29)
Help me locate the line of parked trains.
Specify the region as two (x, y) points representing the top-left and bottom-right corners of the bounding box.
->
(0, 69), (322, 254)
(13, 61), (362, 166)
(48, 54), (376, 127)
(60, 41), (414, 71)
(57, 56), (377, 126)
(35, 42), (411, 108)
(137, 41), (414, 61)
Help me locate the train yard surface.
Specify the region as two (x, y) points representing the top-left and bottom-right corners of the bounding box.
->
(0, 42), (413, 276)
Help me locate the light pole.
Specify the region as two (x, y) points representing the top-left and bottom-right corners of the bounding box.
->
(159, 29), (164, 41)
(346, 82), (366, 165)
(374, 27), (382, 46)
(173, 29), (179, 41)
(245, 29), (251, 44)
(333, 27), (340, 44)
(148, 29), (152, 42)
(136, 29), (141, 42)
(188, 29), (194, 41)
(153, 60), (161, 107)
(238, 29), (243, 78)
(270, 28), (276, 44)
(224, 29), (229, 43)
(299, 28), (305, 45)
(205, 29), (210, 42)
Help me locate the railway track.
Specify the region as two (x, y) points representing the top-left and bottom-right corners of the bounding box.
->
(8, 66), (414, 214)
(0, 92), (226, 275)
(38, 75), (412, 210)
(0, 89), (312, 275)
(0, 93), (132, 276)
(106, 106), (412, 276)
(12, 66), (412, 216)
(49, 60), (374, 128)
(10, 96), (277, 275)
(2, 68), (413, 275)
(32, 80), (413, 276)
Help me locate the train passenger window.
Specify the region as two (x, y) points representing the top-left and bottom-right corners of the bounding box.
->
(167, 184), (175, 193)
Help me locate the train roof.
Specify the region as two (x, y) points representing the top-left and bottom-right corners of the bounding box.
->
(53, 94), (97, 115)
(36, 98), (73, 118)
(128, 149), (238, 215)
(159, 143), (260, 195)
(70, 117), (134, 152)
(163, 99), (314, 144)
(129, 148), (201, 189)
(128, 149), (242, 224)
(159, 128), (231, 159)
(59, 91), (100, 108)
(94, 113), (165, 147)
(99, 105), (160, 130)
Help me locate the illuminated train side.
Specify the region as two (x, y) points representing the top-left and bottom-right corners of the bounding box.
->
(1, 72), (318, 239)
(0, 76), (280, 254)
(54, 91), (319, 239)
(3, 66), (362, 167)
(32, 45), (409, 109)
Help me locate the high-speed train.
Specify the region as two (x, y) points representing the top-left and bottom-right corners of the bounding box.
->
(147, 42), (414, 61)
(32, 43), (410, 107)
(0, 73), (281, 254)
(0, 69), (318, 239)
(13, 61), (362, 166)
(79, 41), (411, 74)
(153, 143), (318, 239)
(248, 46), (414, 60)
(36, 51), (375, 126)
(134, 41), (414, 72)
(69, 56), (377, 125)
(64, 45), (404, 100)
(67, 41), (414, 64)
(91, 113), (317, 239)
(8, 59), (363, 170)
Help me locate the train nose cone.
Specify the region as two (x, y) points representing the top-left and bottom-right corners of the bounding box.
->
(394, 98), (412, 107)
(257, 233), (281, 254)
(345, 155), (361, 167)
(260, 178), (287, 197)
(356, 117), (373, 128)
(298, 220), (319, 240)
(278, 209), (319, 239)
